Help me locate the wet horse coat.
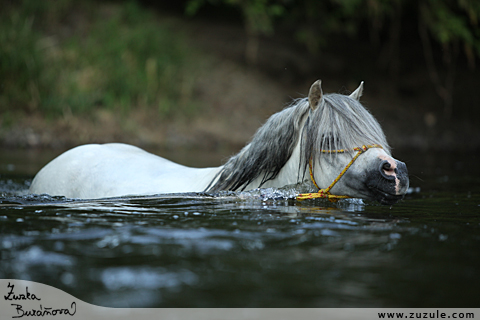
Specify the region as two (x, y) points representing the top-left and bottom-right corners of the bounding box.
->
(29, 80), (409, 203)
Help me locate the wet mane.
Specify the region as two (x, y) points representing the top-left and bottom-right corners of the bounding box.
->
(205, 93), (390, 192)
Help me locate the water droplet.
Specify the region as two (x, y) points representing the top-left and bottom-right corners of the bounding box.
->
(61, 272), (75, 286)
(389, 233), (402, 240)
(54, 241), (65, 251)
(2, 240), (12, 249)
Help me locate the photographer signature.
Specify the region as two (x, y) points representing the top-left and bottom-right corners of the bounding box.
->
(4, 282), (76, 318)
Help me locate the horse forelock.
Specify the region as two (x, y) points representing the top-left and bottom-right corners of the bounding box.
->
(302, 93), (391, 176)
(205, 93), (390, 192)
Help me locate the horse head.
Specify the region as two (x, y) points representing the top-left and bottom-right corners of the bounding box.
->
(303, 80), (409, 205)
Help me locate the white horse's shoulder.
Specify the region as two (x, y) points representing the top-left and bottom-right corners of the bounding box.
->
(29, 143), (219, 199)
(61, 143), (164, 160)
(47, 143), (178, 170)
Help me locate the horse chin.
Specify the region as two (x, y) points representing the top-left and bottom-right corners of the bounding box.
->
(367, 187), (405, 205)
(343, 173), (406, 205)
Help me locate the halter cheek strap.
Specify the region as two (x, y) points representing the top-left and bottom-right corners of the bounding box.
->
(296, 144), (383, 202)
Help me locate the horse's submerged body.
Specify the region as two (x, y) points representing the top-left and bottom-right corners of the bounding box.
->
(29, 80), (409, 204)
(29, 143), (222, 199)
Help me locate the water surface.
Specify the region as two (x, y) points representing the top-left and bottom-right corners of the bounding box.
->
(0, 148), (479, 307)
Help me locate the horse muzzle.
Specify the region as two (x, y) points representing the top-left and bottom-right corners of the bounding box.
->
(367, 159), (409, 205)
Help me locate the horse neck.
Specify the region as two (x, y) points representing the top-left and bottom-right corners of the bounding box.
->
(255, 138), (304, 189)
(242, 121), (308, 190)
(205, 101), (311, 192)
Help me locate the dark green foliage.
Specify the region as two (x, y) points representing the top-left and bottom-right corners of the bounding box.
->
(0, 0), (201, 117)
(0, 8), (49, 111)
(186, 0), (480, 60)
(185, 0), (480, 117)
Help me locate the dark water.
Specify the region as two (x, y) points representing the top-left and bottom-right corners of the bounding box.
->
(0, 148), (479, 308)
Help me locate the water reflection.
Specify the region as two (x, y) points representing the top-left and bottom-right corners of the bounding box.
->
(1, 150), (480, 307)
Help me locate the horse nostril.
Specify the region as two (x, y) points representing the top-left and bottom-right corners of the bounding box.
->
(382, 161), (391, 171)
(380, 160), (395, 180)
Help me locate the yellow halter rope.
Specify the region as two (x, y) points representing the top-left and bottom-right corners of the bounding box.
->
(296, 144), (383, 202)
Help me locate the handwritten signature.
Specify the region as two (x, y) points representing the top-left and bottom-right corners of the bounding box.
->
(4, 282), (76, 318)
(4, 283), (41, 302)
(9, 303), (76, 318)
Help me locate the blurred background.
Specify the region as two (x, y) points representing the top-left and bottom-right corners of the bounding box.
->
(1, 0), (479, 159)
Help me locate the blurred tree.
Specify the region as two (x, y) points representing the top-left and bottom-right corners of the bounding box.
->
(419, 0), (480, 118)
(186, 0), (285, 65)
(185, 0), (480, 118)
(0, 0), (202, 118)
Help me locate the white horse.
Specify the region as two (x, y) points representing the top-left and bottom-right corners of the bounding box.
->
(29, 80), (409, 204)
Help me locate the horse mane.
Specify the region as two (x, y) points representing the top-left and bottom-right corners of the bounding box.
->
(205, 100), (310, 192)
(205, 92), (390, 192)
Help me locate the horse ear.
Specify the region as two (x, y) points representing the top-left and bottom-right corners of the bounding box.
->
(349, 81), (364, 101)
(308, 80), (323, 111)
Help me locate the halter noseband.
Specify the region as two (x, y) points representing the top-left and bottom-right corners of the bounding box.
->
(296, 144), (383, 202)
